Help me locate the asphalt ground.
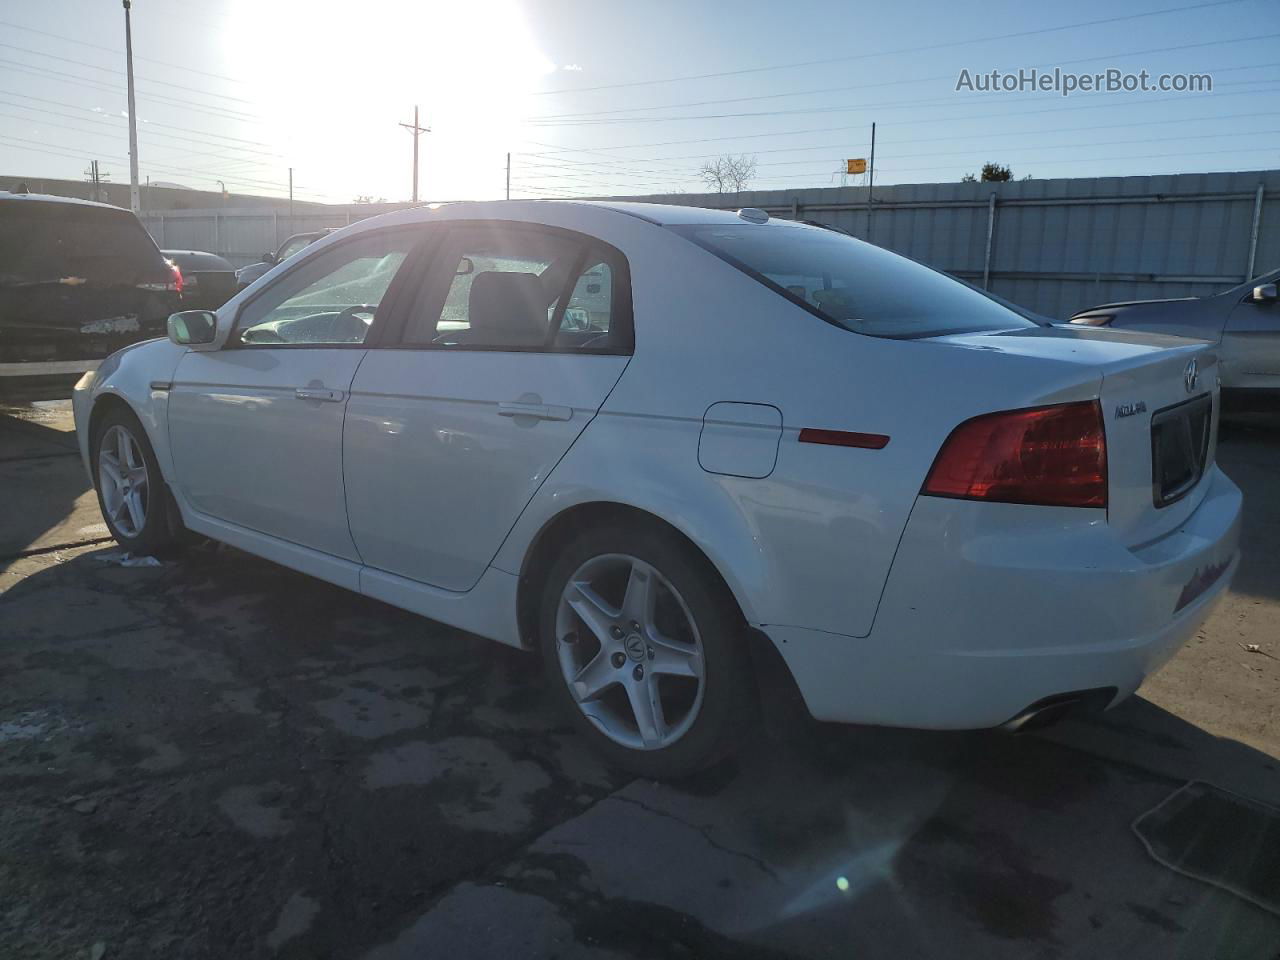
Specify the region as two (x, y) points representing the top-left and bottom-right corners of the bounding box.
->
(2, 401), (1278, 959)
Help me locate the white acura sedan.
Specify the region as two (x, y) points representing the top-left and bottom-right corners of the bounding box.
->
(73, 201), (1241, 777)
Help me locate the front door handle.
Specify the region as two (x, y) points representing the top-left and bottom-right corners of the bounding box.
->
(497, 401), (572, 422)
(295, 387), (344, 402)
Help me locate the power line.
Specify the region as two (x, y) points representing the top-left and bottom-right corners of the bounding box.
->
(532, 33), (1280, 121)
(0, 101), (285, 164)
(0, 18), (248, 84)
(514, 107), (1280, 174)
(0, 41), (258, 105)
(520, 85), (1280, 160)
(0, 58), (264, 124)
(529, 77), (1273, 127)
(0, 110), (282, 169)
(532, 0), (1249, 96)
(0, 132), (300, 196)
(0, 90), (281, 150)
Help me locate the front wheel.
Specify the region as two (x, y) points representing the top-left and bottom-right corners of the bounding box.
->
(538, 525), (752, 779)
(93, 407), (178, 556)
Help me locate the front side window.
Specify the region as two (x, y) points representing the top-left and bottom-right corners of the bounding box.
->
(402, 224), (630, 352)
(672, 222), (1037, 339)
(235, 231), (416, 346)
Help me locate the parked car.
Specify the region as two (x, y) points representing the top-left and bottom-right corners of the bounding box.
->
(1, 190), (181, 402)
(1068, 269), (1280, 407)
(162, 250), (237, 312)
(73, 201), (1241, 777)
(234, 229), (334, 289)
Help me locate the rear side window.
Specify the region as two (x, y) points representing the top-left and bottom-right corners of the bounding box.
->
(0, 203), (167, 285)
(400, 222), (632, 353)
(671, 222), (1037, 339)
(556, 258), (614, 343)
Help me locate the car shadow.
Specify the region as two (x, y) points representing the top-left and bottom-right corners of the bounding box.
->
(0, 406), (96, 560)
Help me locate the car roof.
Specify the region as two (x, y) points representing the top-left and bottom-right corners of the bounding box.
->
(359, 199), (813, 233)
(0, 190), (135, 213)
(579, 201), (779, 226)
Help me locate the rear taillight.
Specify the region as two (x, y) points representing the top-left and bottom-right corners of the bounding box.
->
(138, 261), (183, 294)
(922, 400), (1107, 508)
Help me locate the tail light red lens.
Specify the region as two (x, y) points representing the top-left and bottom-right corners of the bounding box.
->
(922, 400), (1107, 508)
(138, 261), (183, 294)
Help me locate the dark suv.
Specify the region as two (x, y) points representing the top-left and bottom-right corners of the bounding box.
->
(1, 191), (181, 401)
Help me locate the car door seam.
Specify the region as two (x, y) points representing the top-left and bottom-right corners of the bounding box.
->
(487, 354), (636, 577)
(341, 348), (373, 568)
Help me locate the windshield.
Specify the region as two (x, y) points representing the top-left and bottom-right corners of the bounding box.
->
(672, 222), (1038, 339)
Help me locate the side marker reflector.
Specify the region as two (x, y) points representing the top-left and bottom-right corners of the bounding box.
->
(798, 428), (889, 450)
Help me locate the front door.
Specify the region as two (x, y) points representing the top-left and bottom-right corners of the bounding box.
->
(167, 228), (421, 560)
(344, 221), (632, 590)
(1222, 280), (1280, 391)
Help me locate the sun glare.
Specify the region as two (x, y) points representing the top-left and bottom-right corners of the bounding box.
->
(224, 0), (555, 201)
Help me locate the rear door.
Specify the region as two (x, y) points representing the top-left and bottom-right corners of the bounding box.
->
(168, 228), (421, 561)
(343, 221), (632, 591)
(0, 200), (174, 364)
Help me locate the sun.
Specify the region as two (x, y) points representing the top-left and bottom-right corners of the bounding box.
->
(223, 0), (555, 201)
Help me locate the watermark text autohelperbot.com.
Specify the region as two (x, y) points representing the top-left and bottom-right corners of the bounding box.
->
(956, 68), (1212, 97)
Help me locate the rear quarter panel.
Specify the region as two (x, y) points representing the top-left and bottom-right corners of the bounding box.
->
(494, 225), (1106, 638)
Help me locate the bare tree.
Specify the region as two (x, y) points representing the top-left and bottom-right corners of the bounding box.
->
(698, 154), (757, 193)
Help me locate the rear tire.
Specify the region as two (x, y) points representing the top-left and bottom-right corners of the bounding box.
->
(92, 406), (179, 557)
(538, 523), (752, 779)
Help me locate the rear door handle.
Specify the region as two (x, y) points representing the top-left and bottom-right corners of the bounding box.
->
(295, 387), (344, 402)
(497, 401), (572, 422)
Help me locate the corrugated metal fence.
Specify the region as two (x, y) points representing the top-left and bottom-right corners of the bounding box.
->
(141, 169), (1278, 320)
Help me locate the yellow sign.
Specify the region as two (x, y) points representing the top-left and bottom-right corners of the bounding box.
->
(846, 158), (867, 175)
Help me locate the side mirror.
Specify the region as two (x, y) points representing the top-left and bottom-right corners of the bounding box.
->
(262, 253), (276, 264)
(168, 310), (218, 347)
(1253, 283), (1277, 303)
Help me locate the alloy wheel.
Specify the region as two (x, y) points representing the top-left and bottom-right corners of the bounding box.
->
(555, 553), (706, 751)
(98, 424), (150, 539)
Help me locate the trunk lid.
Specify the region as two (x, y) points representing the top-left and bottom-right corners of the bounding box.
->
(934, 324), (1218, 545)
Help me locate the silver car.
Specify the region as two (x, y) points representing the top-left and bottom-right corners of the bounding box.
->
(1069, 269), (1280, 406)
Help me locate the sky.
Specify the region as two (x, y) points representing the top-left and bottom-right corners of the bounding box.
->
(0, 0), (1276, 204)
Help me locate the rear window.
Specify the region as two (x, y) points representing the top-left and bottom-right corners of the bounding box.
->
(671, 222), (1037, 339)
(0, 203), (167, 285)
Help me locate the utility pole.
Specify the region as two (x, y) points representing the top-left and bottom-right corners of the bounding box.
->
(506, 152), (511, 200)
(399, 106), (429, 203)
(866, 122), (876, 243)
(122, 0), (140, 213)
(288, 167), (293, 225)
(85, 160), (110, 202)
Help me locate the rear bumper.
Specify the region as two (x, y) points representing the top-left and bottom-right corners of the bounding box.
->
(770, 465), (1242, 728)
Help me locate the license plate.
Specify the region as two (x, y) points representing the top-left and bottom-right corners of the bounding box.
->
(1151, 394), (1212, 508)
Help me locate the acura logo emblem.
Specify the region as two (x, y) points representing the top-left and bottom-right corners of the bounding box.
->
(1184, 358), (1199, 394)
(624, 633), (646, 661)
